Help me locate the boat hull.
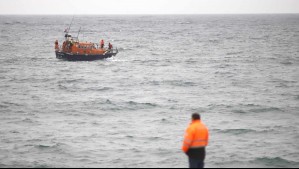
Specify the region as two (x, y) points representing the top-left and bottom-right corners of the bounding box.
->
(56, 51), (117, 61)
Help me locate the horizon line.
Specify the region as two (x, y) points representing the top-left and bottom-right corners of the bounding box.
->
(1, 12), (299, 16)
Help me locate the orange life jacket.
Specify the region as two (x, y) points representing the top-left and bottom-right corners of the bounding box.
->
(182, 120), (209, 153)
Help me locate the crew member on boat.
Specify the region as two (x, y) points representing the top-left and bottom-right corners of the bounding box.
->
(100, 39), (105, 49)
(55, 40), (59, 51)
(109, 42), (113, 50)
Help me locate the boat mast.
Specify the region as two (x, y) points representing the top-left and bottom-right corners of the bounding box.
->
(67, 16), (75, 34)
(76, 27), (81, 41)
(64, 16), (75, 40)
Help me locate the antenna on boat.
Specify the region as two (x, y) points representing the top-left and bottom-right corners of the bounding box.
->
(64, 16), (75, 40)
(66, 16), (75, 34)
(76, 27), (81, 39)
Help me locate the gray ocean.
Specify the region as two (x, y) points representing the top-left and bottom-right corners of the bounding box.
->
(0, 15), (299, 168)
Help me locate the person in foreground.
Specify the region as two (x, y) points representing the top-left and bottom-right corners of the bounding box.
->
(182, 113), (209, 168)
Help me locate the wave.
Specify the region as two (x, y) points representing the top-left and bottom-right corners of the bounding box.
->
(232, 107), (283, 114)
(280, 61), (293, 65)
(225, 36), (234, 40)
(148, 136), (162, 141)
(21, 118), (37, 124)
(249, 107), (282, 113)
(125, 135), (134, 139)
(239, 103), (261, 107)
(36, 144), (56, 149)
(232, 104), (283, 114)
(58, 79), (85, 84)
(94, 100), (159, 111)
(251, 157), (299, 168)
(0, 164), (7, 168)
(232, 110), (248, 114)
(165, 80), (197, 87)
(10, 130), (20, 134)
(126, 101), (158, 108)
(250, 37), (264, 40)
(83, 87), (112, 92)
(209, 39), (219, 43)
(1, 102), (23, 107)
(218, 129), (257, 135)
(105, 99), (113, 104)
(0, 34), (10, 39)
(216, 64), (233, 69)
(146, 80), (197, 87)
(151, 52), (160, 56)
(0, 104), (9, 109)
(148, 80), (161, 86)
(58, 84), (68, 90)
(217, 128), (278, 135)
(3, 21), (24, 25)
(178, 21), (192, 25)
(96, 87), (113, 91)
(226, 51), (244, 56)
(34, 142), (69, 152)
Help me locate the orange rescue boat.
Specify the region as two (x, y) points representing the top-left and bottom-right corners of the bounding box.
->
(55, 33), (118, 61)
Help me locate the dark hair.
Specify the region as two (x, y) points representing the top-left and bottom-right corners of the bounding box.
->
(192, 113), (201, 120)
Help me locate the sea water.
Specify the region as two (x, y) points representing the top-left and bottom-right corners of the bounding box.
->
(0, 15), (299, 168)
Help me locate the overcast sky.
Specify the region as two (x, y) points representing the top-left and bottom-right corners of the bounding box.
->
(0, 0), (299, 15)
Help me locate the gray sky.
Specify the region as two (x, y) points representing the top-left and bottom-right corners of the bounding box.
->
(0, 0), (299, 15)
